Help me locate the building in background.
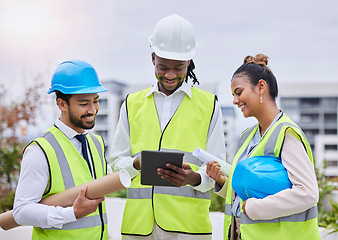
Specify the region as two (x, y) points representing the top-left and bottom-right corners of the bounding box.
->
(93, 80), (126, 158)
(279, 82), (338, 178)
(315, 135), (338, 177)
(221, 106), (237, 163)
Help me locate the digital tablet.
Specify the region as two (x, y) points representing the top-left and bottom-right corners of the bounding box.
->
(141, 150), (184, 187)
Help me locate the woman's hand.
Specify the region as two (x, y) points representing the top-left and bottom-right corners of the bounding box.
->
(242, 199), (248, 216)
(206, 161), (226, 187)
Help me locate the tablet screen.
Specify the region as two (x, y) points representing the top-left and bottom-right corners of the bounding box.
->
(141, 150), (184, 187)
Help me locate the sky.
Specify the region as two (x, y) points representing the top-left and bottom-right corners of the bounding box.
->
(0, 0), (337, 135)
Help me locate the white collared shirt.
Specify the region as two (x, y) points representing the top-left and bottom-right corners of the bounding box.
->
(13, 119), (91, 228)
(111, 81), (227, 192)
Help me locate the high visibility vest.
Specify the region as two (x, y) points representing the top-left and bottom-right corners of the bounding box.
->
(223, 113), (320, 240)
(122, 87), (216, 236)
(30, 126), (108, 240)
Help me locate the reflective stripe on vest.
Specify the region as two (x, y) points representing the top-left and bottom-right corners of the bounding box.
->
(128, 186), (210, 200)
(122, 87), (215, 236)
(223, 113), (320, 240)
(31, 126), (108, 239)
(241, 206), (318, 224)
(44, 213), (108, 230)
(43, 131), (75, 189)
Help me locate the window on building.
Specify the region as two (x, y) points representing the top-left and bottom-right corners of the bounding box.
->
(99, 99), (108, 110)
(300, 98), (320, 108)
(280, 98), (299, 108)
(95, 114), (108, 124)
(325, 129), (338, 134)
(325, 144), (338, 151)
(322, 98), (337, 110)
(325, 113), (337, 123)
(300, 113), (319, 123)
(327, 161), (338, 167)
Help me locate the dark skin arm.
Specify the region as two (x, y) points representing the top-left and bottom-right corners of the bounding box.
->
(133, 156), (141, 170)
(157, 163), (201, 187)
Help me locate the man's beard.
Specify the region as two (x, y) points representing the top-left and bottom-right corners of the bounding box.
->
(159, 77), (184, 93)
(69, 110), (96, 130)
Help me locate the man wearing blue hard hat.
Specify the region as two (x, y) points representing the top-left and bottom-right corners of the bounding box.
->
(13, 60), (110, 239)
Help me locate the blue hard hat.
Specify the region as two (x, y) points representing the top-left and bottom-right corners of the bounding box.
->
(48, 60), (108, 94)
(232, 155), (292, 201)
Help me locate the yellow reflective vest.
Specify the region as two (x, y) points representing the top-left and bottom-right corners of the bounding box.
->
(30, 126), (108, 240)
(122, 87), (216, 236)
(224, 113), (320, 240)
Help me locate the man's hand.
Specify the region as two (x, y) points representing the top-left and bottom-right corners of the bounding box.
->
(206, 161), (226, 187)
(133, 156), (141, 170)
(157, 163), (201, 187)
(73, 185), (104, 219)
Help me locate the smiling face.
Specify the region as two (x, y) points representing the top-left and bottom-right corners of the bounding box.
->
(152, 53), (190, 96)
(231, 74), (261, 118)
(58, 93), (100, 133)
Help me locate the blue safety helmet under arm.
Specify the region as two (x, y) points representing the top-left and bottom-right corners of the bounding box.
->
(48, 60), (108, 94)
(232, 155), (292, 201)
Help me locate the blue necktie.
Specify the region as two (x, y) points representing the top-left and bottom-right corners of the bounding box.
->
(75, 134), (91, 170)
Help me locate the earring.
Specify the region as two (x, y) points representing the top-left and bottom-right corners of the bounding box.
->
(260, 95), (263, 104)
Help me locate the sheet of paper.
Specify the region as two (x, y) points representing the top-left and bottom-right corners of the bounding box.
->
(192, 148), (231, 177)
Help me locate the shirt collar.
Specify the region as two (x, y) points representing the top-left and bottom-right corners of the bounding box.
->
(55, 118), (89, 139)
(145, 81), (192, 99)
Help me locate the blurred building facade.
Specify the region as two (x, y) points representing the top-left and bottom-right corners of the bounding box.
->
(221, 106), (237, 163)
(279, 83), (338, 177)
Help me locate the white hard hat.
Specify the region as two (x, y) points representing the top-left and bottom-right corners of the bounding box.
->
(149, 14), (196, 61)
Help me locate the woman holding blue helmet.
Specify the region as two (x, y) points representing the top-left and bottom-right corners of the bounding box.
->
(207, 54), (320, 240)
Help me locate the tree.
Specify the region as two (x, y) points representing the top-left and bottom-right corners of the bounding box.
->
(0, 82), (42, 212)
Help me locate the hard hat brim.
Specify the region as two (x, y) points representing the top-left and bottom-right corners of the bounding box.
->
(151, 45), (196, 61)
(48, 85), (108, 94)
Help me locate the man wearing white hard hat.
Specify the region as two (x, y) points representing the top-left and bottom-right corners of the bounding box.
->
(13, 60), (110, 239)
(111, 14), (226, 239)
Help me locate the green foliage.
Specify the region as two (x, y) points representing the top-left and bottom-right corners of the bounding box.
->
(0, 191), (15, 212)
(318, 195), (338, 235)
(316, 159), (338, 235)
(106, 188), (127, 198)
(0, 83), (42, 213)
(209, 189), (225, 212)
(316, 160), (336, 210)
(0, 145), (22, 187)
